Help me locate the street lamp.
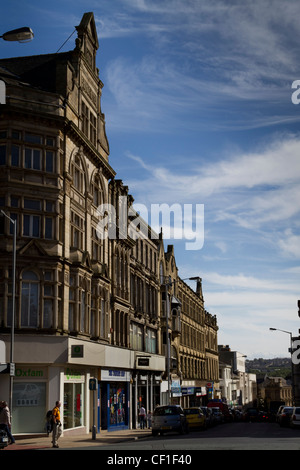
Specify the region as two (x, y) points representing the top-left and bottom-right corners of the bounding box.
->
(0, 211), (17, 414)
(164, 276), (201, 404)
(269, 327), (295, 405)
(0, 27), (34, 43)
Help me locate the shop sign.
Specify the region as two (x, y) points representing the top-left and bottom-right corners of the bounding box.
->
(101, 369), (131, 382)
(137, 357), (150, 367)
(196, 387), (207, 396)
(15, 367), (46, 378)
(71, 344), (84, 358)
(171, 379), (181, 397)
(181, 387), (195, 396)
(65, 368), (85, 382)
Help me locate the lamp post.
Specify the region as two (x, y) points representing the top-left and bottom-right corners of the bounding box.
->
(0, 27), (34, 42)
(0, 27), (34, 105)
(164, 276), (201, 404)
(269, 327), (295, 405)
(0, 211), (16, 413)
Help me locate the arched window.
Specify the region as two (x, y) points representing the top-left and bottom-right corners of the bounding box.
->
(92, 174), (104, 208)
(21, 270), (39, 327)
(71, 154), (85, 194)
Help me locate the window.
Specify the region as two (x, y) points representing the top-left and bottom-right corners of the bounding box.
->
(11, 146), (20, 166)
(46, 151), (54, 172)
(92, 226), (103, 262)
(90, 112), (97, 146)
(130, 323), (143, 351)
(145, 328), (157, 353)
(0, 145), (6, 165)
(64, 382), (84, 430)
(0, 131), (56, 171)
(10, 196), (19, 208)
(45, 217), (53, 239)
(72, 155), (85, 194)
(80, 289), (86, 332)
(23, 214), (40, 237)
(25, 148), (41, 170)
(81, 101), (97, 146)
(71, 211), (84, 249)
(69, 274), (76, 331)
(100, 298), (105, 338)
(43, 272), (54, 328)
(92, 175), (103, 207)
(24, 199), (41, 210)
(25, 133), (42, 144)
(21, 271), (39, 327)
(82, 102), (89, 136)
(12, 130), (20, 140)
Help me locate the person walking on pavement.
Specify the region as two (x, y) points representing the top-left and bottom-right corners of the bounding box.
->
(139, 405), (146, 429)
(52, 401), (62, 448)
(0, 401), (15, 444)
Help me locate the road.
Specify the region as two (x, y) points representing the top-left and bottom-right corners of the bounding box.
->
(77, 422), (300, 451)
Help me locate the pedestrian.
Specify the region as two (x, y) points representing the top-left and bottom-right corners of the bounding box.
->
(51, 401), (62, 448)
(139, 404), (146, 429)
(0, 401), (15, 444)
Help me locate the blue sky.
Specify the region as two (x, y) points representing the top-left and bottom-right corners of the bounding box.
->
(2, 0), (300, 359)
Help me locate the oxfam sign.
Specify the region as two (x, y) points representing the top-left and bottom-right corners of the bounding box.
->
(15, 367), (44, 377)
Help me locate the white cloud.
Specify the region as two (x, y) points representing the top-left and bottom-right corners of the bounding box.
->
(278, 230), (300, 258)
(202, 272), (299, 293)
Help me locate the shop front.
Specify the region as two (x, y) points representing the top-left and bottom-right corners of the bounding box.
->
(132, 353), (165, 428)
(11, 365), (47, 434)
(63, 367), (86, 431)
(100, 369), (131, 430)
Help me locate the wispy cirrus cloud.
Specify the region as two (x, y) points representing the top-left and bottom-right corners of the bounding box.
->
(126, 133), (300, 260)
(100, 0), (300, 130)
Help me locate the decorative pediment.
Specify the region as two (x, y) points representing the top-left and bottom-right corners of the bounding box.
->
(18, 239), (49, 258)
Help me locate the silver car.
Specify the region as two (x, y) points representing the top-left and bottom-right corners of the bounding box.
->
(151, 405), (189, 436)
(290, 407), (300, 428)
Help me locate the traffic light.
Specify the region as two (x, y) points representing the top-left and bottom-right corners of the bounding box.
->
(298, 300), (300, 317)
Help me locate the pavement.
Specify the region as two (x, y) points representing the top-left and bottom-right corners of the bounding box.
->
(1, 427), (152, 450)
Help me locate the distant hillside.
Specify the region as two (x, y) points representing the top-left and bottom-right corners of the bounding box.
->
(246, 357), (292, 380)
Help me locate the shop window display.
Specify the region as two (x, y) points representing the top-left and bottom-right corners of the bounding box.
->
(64, 382), (84, 430)
(109, 383), (126, 426)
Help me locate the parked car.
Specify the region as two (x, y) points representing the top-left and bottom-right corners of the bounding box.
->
(207, 400), (232, 422)
(151, 405), (189, 436)
(210, 407), (224, 424)
(276, 405), (285, 423)
(258, 411), (270, 422)
(230, 408), (241, 421)
(242, 408), (259, 422)
(278, 406), (294, 427)
(184, 407), (206, 430)
(290, 407), (300, 429)
(201, 406), (215, 427)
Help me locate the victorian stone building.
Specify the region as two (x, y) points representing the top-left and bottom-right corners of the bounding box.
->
(0, 12), (218, 435)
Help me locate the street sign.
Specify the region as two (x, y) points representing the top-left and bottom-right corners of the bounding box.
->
(10, 363), (15, 376)
(0, 80), (6, 104)
(89, 378), (98, 391)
